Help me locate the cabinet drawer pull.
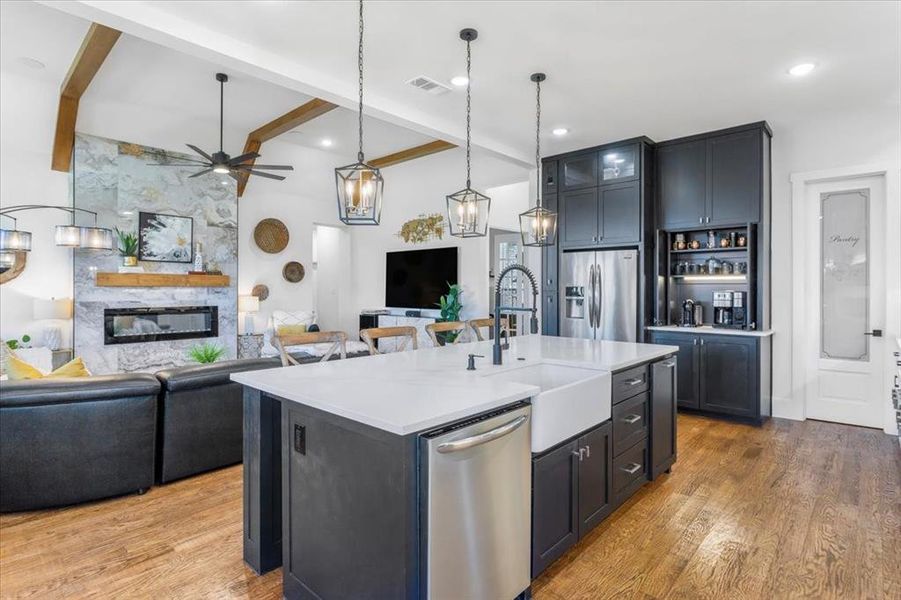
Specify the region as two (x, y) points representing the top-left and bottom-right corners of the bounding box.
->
(622, 414), (642, 424)
(572, 448), (585, 461)
(584, 444), (590, 458)
(624, 377), (644, 386)
(620, 463), (642, 475)
(661, 360), (676, 368)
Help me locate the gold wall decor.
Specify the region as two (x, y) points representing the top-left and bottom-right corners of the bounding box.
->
(397, 213), (446, 244)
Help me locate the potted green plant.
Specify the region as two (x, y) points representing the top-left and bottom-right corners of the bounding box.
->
(4, 334), (31, 350)
(188, 342), (225, 364)
(436, 283), (463, 343)
(116, 228), (139, 267)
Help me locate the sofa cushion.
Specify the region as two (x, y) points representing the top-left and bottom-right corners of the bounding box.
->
(0, 374), (161, 407)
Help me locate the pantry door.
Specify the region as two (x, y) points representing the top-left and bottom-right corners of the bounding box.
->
(800, 174), (886, 428)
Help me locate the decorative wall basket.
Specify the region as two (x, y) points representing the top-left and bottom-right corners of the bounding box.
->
(251, 284), (270, 301)
(396, 213), (446, 244)
(254, 219), (289, 254)
(282, 261), (305, 283)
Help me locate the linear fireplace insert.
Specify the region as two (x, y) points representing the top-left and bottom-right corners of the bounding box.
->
(104, 306), (218, 345)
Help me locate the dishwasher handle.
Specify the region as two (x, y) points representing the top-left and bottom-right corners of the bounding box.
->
(436, 415), (529, 454)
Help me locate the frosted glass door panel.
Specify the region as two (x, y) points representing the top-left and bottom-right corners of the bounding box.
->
(820, 189), (869, 360)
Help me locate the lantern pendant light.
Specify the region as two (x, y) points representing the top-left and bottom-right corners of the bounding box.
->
(446, 28), (490, 238)
(335, 0), (384, 225)
(519, 73), (557, 247)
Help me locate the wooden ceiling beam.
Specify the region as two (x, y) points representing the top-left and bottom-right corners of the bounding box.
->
(368, 140), (457, 170)
(51, 23), (121, 172)
(237, 98), (338, 197)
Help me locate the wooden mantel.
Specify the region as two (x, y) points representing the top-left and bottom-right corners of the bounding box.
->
(95, 272), (230, 288)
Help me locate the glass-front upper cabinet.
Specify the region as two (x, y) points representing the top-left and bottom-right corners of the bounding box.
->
(599, 144), (639, 184)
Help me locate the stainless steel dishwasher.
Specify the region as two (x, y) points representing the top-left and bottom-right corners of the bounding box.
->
(422, 403), (532, 600)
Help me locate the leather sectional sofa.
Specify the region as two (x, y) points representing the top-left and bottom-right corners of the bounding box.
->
(0, 352), (361, 512)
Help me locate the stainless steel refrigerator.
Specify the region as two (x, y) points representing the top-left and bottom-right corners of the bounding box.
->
(559, 249), (638, 342)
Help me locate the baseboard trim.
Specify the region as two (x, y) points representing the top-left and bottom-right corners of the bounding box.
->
(772, 396), (804, 421)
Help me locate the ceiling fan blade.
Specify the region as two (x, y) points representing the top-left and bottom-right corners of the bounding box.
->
(149, 160), (211, 167)
(241, 169), (286, 181)
(186, 144), (214, 161)
(228, 171), (243, 182)
(227, 152), (261, 165)
(188, 168), (214, 178)
(244, 164), (294, 170)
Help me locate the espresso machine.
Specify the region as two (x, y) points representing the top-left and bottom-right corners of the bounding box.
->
(681, 299), (703, 327)
(713, 290), (747, 329)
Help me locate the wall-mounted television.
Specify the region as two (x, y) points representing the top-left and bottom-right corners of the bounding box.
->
(385, 247), (458, 309)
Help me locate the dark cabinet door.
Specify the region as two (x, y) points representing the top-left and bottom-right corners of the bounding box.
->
(560, 188), (599, 249)
(650, 357), (677, 479)
(707, 130), (761, 226)
(561, 153), (598, 191)
(599, 144), (639, 184)
(651, 333), (699, 409)
(531, 440), (579, 578)
(699, 336), (758, 417)
(577, 421), (612, 538)
(541, 193), (559, 291)
(542, 160), (559, 195)
(657, 140), (706, 230)
(599, 181), (641, 245)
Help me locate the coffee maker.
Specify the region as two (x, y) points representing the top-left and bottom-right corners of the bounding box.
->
(713, 290), (747, 329)
(681, 298), (702, 327)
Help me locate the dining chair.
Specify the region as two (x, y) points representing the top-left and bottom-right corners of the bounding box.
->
(274, 330), (348, 366)
(467, 317), (511, 342)
(424, 321), (468, 347)
(359, 326), (418, 355)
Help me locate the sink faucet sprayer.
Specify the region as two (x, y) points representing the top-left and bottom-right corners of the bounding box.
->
(493, 264), (539, 365)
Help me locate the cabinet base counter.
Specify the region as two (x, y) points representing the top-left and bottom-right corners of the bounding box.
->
(648, 329), (772, 424)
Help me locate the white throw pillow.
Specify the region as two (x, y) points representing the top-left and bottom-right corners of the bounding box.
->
(264, 310), (318, 354)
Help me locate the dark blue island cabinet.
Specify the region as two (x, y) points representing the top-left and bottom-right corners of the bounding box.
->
(530, 355), (678, 578)
(243, 388), (533, 600)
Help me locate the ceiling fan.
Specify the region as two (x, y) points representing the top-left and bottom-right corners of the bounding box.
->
(152, 73), (293, 181)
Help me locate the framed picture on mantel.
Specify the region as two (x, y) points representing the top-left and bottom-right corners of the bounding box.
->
(138, 212), (194, 263)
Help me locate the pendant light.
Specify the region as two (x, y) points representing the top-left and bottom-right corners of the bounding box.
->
(519, 73), (557, 247)
(446, 28), (490, 238)
(335, 0), (384, 225)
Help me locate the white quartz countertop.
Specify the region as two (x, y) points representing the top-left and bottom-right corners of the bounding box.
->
(646, 325), (774, 338)
(232, 335), (678, 435)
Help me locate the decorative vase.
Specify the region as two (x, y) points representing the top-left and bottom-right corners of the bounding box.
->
(123, 256), (138, 267)
(43, 326), (62, 351)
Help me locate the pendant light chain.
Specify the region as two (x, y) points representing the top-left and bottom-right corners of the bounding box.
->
(219, 77), (224, 153)
(357, 0), (365, 163)
(465, 37), (472, 188)
(535, 77), (541, 209)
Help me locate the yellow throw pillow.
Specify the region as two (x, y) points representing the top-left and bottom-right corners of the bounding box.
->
(5, 352), (45, 380)
(277, 324), (308, 336)
(45, 357), (91, 378)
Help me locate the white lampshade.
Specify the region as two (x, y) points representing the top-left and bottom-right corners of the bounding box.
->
(0, 229), (32, 252)
(55, 225), (82, 247)
(238, 295), (260, 313)
(33, 297), (73, 320)
(79, 226), (113, 250)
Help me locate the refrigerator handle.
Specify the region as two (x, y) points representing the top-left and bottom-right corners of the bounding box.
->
(595, 261), (602, 332)
(588, 264), (597, 328)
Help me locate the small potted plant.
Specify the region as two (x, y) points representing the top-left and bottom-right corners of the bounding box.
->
(188, 342), (225, 364)
(116, 228), (139, 267)
(436, 283), (463, 343)
(4, 334), (31, 350)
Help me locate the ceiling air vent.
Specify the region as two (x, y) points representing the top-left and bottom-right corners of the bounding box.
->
(405, 75), (452, 95)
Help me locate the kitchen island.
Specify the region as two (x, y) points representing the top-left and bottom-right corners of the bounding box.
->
(233, 335), (678, 599)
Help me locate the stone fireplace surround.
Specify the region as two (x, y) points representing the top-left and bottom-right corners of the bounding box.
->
(73, 134), (237, 375)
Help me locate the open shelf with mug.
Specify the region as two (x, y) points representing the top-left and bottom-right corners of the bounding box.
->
(655, 224), (759, 329)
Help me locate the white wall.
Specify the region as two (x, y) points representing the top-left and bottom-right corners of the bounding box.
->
(0, 71), (75, 348)
(349, 154), (529, 330)
(769, 104), (901, 421)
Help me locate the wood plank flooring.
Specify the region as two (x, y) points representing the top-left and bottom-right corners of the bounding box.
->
(1, 415), (898, 599)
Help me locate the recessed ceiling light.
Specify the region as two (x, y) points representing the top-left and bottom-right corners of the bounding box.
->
(17, 57), (45, 70)
(221, 180), (229, 185)
(320, 138), (333, 147)
(788, 62), (816, 77)
(552, 128), (568, 136)
(450, 75), (469, 87)
(119, 210), (134, 216)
